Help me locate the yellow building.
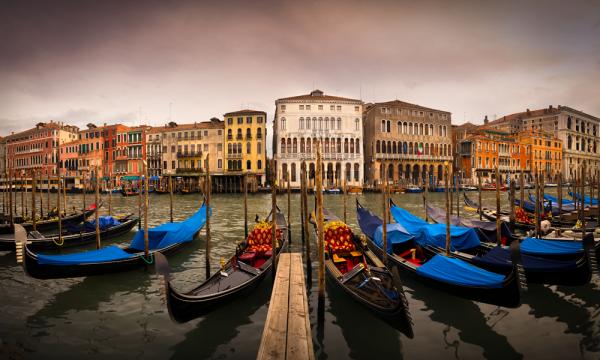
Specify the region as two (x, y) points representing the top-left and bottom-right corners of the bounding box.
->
(518, 130), (562, 178)
(223, 109), (267, 189)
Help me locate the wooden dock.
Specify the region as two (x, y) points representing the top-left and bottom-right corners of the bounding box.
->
(257, 253), (314, 360)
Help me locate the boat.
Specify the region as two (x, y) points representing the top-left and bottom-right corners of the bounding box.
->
(178, 188), (195, 195)
(347, 186), (363, 194)
(389, 185), (405, 194)
(421, 203), (596, 286)
(121, 188), (140, 197)
(323, 188), (342, 194)
(464, 193), (533, 230)
(17, 202), (209, 279)
(310, 208), (413, 337)
(356, 201), (523, 308)
(5, 203), (100, 233)
(545, 183), (558, 188)
(569, 191), (599, 206)
(0, 214), (138, 251)
(481, 183), (507, 191)
(155, 208), (287, 323)
(460, 185), (478, 191)
(405, 185), (423, 193)
(535, 194), (576, 212)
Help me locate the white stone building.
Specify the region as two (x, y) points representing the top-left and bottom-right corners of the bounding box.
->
(273, 90), (364, 188)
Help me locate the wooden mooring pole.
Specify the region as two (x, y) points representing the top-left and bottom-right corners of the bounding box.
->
(169, 174), (174, 223)
(244, 172), (248, 239)
(31, 171), (36, 232)
(495, 167), (501, 244)
(445, 163), (451, 255)
(95, 167), (101, 249)
(477, 171), (482, 220)
(205, 155), (211, 278)
(315, 143), (325, 307)
(270, 159), (278, 280)
(287, 171), (291, 244)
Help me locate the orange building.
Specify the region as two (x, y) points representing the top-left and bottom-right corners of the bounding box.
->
(518, 130), (562, 179)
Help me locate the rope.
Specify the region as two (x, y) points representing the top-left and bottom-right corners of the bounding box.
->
(140, 253), (154, 264)
(52, 235), (64, 246)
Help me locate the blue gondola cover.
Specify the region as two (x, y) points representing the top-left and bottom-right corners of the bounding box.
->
(37, 245), (132, 265)
(416, 254), (505, 288)
(374, 223), (414, 253)
(520, 237), (583, 256)
(390, 205), (480, 251)
(473, 246), (577, 271)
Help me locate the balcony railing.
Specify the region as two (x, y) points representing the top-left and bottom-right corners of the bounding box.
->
(227, 135), (233, 140)
(176, 151), (202, 158)
(278, 153), (361, 161)
(227, 153), (243, 159)
(176, 168), (204, 174)
(373, 153), (452, 161)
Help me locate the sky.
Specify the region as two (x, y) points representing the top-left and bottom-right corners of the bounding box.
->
(1, 0), (599, 152)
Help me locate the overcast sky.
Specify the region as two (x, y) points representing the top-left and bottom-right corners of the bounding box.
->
(1, 0), (599, 152)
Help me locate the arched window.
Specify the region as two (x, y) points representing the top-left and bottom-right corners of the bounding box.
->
(300, 138), (305, 153)
(381, 140), (386, 153)
(337, 138), (342, 153)
(313, 117), (317, 129)
(425, 124), (429, 135)
(237, 128), (242, 139)
(397, 121), (402, 134)
(237, 143), (242, 154)
(306, 138), (312, 154)
(409, 142), (413, 155)
(346, 163), (352, 182)
(246, 142), (251, 154)
(381, 120), (386, 132)
(324, 116), (328, 130)
(293, 138), (298, 153)
(324, 138), (330, 153)
(246, 160), (251, 170)
(281, 117), (286, 130)
(337, 117), (341, 130)
(257, 142), (262, 154)
(393, 142), (397, 154)
(403, 122), (408, 134)
(425, 143), (429, 155)
(306, 117), (311, 129)
(299, 117), (304, 130)
(386, 120), (391, 133)
(246, 128), (251, 138)
(388, 164), (394, 180)
(350, 139), (355, 153)
(228, 160), (232, 170)
(567, 116), (572, 129)
(228, 143), (232, 154)
(387, 141), (392, 154)
(287, 138), (292, 153)
(280, 139), (286, 154)
(344, 138), (349, 153)
(355, 118), (360, 131)
(257, 128), (262, 139)
(330, 117), (335, 129)
(354, 163), (360, 181)
(257, 160), (262, 169)
(318, 117), (323, 130)
(409, 123), (413, 135)
(291, 163), (297, 182)
(355, 139), (360, 154)
(282, 163), (288, 180)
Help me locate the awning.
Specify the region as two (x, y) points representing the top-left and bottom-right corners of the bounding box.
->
(121, 175), (140, 181)
(150, 176), (160, 181)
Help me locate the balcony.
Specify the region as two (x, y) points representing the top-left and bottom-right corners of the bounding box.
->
(257, 134), (263, 140)
(246, 135), (252, 140)
(176, 168), (204, 174)
(228, 153), (243, 159)
(278, 153), (361, 161)
(236, 135), (243, 140)
(177, 151), (202, 158)
(227, 135), (233, 140)
(373, 153), (452, 161)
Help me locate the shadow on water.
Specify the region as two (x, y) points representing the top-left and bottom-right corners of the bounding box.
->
(26, 270), (152, 331)
(326, 280), (404, 360)
(536, 283), (600, 354)
(403, 275), (522, 360)
(170, 278), (272, 360)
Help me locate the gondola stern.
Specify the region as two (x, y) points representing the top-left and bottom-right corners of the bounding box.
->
(509, 240), (527, 302)
(390, 266), (414, 339)
(582, 233), (599, 277)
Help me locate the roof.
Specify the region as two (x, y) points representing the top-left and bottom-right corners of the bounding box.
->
(487, 107), (562, 127)
(276, 89), (362, 103)
(4, 122), (79, 141)
(223, 109), (266, 117)
(366, 99), (450, 114)
(159, 121), (224, 131)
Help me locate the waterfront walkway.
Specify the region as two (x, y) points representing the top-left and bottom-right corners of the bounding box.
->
(257, 253), (314, 360)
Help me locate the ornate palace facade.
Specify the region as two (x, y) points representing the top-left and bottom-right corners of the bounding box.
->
(363, 100), (453, 185)
(273, 90), (364, 188)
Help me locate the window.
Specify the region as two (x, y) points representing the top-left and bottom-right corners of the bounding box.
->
(281, 117), (286, 130)
(217, 143), (222, 152)
(227, 118), (233, 125)
(246, 160), (251, 170)
(300, 117), (304, 130)
(337, 118), (341, 130)
(281, 105), (286, 111)
(246, 117), (252, 124)
(246, 142), (251, 154)
(257, 160), (262, 169)
(204, 144), (208, 152)
(171, 160), (176, 169)
(257, 128), (262, 139)
(218, 159), (222, 168)
(355, 118), (360, 131)
(204, 131), (208, 137)
(337, 105), (341, 111)
(330, 105), (335, 111)
(257, 142), (262, 154)
(318, 105), (323, 110)
(257, 116), (263, 123)
(237, 117), (243, 124)
(306, 105), (311, 111)
(299, 105), (304, 110)
(355, 106), (359, 112)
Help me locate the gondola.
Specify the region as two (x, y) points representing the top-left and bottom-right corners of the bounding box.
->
(155, 208), (287, 323)
(17, 202), (208, 279)
(0, 214), (138, 251)
(178, 188), (195, 195)
(569, 191), (599, 205)
(121, 188), (140, 197)
(419, 203), (595, 286)
(425, 202), (600, 260)
(3, 203), (100, 233)
(310, 208), (413, 337)
(356, 201), (523, 308)
(529, 193), (576, 213)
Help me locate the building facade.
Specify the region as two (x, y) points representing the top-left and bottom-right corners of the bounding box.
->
(274, 89), (364, 188)
(0, 137), (6, 176)
(4, 121), (79, 177)
(146, 127), (163, 177)
(224, 109), (267, 189)
(363, 100), (452, 186)
(487, 105), (599, 179)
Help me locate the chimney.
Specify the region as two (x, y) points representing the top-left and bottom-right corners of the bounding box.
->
(526, 108), (531, 115)
(549, 105), (553, 111)
(483, 115), (489, 125)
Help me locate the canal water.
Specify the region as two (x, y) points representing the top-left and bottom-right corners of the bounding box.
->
(0, 191), (598, 359)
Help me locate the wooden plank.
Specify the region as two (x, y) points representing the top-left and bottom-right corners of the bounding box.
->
(257, 253), (291, 360)
(286, 253), (314, 360)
